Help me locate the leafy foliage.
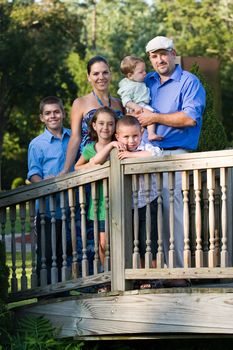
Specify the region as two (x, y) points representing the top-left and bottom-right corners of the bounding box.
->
(0, 240), (9, 300)
(1, 0), (232, 189)
(11, 177), (25, 189)
(190, 63), (228, 151)
(0, 240), (11, 347)
(0, 0), (85, 189)
(150, 0), (233, 142)
(4, 315), (84, 350)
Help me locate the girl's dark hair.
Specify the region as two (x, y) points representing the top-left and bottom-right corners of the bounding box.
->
(88, 107), (117, 141)
(87, 56), (110, 75)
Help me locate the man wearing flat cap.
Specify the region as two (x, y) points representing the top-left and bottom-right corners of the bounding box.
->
(135, 36), (206, 272)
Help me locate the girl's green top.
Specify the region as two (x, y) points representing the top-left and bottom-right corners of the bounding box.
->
(82, 142), (105, 221)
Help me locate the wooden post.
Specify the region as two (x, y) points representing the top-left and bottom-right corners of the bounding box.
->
(182, 171), (191, 268)
(60, 191), (69, 281)
(49, 195), (58, 284)
(10, 205), (18, 292)
(144, 174), (152, 268)
(194, 169), (203, 268)
(79, 186), (89, 277)
(132, 175), (140, 269)
(91, 182), (100, 274)
(68, 189), (78, 278)
(110, 149), (132, 291)
(207, 168), (216, 267)
(168, 172), (176, 267)
(29, 200), (37, 288)
(156, 173), (164, 268)
(220, 168), (228, 267)
(39, 197), (47, 286)
(103, 179), (110, 272)
(20, 202), (27, 290)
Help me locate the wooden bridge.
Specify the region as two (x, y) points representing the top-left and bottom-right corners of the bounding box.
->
(1, 149), (233, 340)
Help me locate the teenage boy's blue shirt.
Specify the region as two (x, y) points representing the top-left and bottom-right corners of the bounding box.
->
(27, 127), (71, 219)
(28, 127), (71, 180)
(144, 64), (206, 150)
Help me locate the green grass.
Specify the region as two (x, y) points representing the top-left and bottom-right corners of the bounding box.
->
(6, 252), (32, 292)
(4, 205), (30, 235)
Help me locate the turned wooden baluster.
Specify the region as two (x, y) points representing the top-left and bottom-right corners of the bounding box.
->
(60, 191), (68, 281)
(39, 197), (47, 286)
(0, 208), (6, 255)
(194, 170), (203, 268)
(168, 172), (175, 268)
(207, 168), (216, 268)
(214, 176), (221, 267)
(20, 202), (27, 290)
(182, 171), (191, 268)
(189, 184), (196, 267)
(68, 188), (78, 278)
(144, 174), (152, 268)
(10, 205), (18, 292)
(103, 178), (110, 272)
(49, 195), (58, 284)
(203, 181), (209, 267)
(29, 200), (37, 288)
(91, 182), (100, 274)
(156, 172), (164, 268)
(79, 186), (88, 277)
(220, 167), (228, 267)
(132, 175), (140, 269)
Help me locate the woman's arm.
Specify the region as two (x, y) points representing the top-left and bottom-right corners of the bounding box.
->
(62, 98), (84, 174)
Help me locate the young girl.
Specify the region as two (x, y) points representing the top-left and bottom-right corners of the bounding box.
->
(74, 106), (124, 268)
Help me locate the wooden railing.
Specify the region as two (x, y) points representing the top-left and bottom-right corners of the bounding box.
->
(1, 149), (233, 301)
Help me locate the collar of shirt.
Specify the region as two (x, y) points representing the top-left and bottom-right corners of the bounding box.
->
(147, 64), (182, 84)
(44, 127), (71, 143)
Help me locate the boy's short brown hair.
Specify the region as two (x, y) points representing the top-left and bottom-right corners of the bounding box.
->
(39, 96), (65, 115)
(116, 115), (141, 132)
(120, 56), (145, 76)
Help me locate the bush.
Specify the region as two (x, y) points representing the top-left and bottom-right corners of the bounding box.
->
(0, 241), (11, 347)
(190, 63), (228, 151)
(0, 241), (9, 301)
(11, 177), (24, 189)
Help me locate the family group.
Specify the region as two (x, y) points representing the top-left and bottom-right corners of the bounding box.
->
(27, 36), (206, 289)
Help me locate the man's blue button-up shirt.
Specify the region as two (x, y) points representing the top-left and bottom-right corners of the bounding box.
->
(144, 64), (206, 150)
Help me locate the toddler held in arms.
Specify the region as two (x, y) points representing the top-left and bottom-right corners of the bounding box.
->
(117, 56), (162, 141)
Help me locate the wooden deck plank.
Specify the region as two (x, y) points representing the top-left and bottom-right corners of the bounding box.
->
(15, 289), (233, 338)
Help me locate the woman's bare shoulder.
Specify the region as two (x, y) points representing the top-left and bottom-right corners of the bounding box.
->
(71, 93), (93, 116)
(72, 93), (92, 107)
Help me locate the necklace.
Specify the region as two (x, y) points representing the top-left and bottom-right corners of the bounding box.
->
(92, 90), (111, 107)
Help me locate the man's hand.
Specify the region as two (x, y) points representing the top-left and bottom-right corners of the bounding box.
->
(133, 109), (156, 127)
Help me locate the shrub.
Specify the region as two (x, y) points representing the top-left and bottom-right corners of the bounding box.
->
(0, 241), (11, 347)
(190, 63), (228, 152)
(0, 241), (9, 301)
(11, 177), (25, 189)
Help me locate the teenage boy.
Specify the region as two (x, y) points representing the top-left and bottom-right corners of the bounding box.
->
(27, 96), (71, 284)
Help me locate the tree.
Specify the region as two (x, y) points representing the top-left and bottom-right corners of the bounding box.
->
(0, 0), (85, 189)
(151, 0), (233, 141)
